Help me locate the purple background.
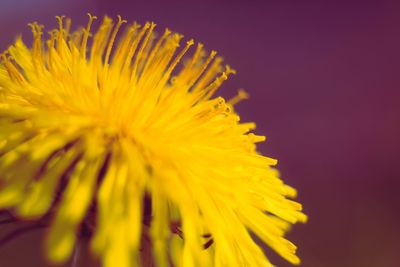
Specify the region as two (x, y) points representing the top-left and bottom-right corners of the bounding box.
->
(1, 1), (399, 266)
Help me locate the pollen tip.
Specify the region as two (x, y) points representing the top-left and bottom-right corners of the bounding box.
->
(55, 15), (66, 22)
(103, 16), (113, 24)
(175, 33), (184, 42)
(300, 214), (308, 223)
(225, 65), (236, 75)
(132, 21), (140, 28)
(238, 89), (249, 99)
(117, 15), (128, 24)
(221, 72), (228, 80)
(27, 22), (37, 33)
(143, 22), (151, 29)
(87, 13), (98, 20)
(217, 96), (225, 104)
(187, 39), (195, 46)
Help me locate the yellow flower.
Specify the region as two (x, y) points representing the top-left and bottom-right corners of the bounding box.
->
(0, 14), (306, 267)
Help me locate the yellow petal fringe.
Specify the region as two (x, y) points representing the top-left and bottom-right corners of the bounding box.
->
(0, 14), (307, 267)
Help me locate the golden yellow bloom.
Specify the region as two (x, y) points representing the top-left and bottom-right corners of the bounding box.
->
(0, 15), (306, 267)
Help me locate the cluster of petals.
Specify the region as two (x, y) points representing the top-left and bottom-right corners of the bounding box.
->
(0, 14), (306, 267)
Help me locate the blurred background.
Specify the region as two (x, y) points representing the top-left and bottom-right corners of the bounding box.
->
(0, 0), (399, 266)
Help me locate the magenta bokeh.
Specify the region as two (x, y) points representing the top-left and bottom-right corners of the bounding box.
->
(0, 1), (399, 266)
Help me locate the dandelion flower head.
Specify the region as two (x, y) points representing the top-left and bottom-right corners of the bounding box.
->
(0, 14), (306, 267)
